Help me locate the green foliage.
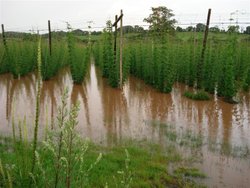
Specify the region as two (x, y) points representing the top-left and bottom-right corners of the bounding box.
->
(217, 35), (237, 100)
(227, 25), (240, 33)
(0, 44), (9, 74)
(184, 91), (210, 100)
(144, 6), (177, 34)
(245, 26), (250, 34)
(174, 167), (206, 178)
(158, 36), (175, 92)
(41, 40), (67, 80)
(243, 68), (250, 91)
(67, 24), (90, 84)
(196, 23), (206, 32)
(1, 41), (36, 78)
(1, 29), (250, 101)
(93, 20), (129, 88)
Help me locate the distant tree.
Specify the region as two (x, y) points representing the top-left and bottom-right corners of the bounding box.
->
(227, 25), (240, 33)
(176, 26), (184, 32)
(117, 25), (134, 34)
(209, 26), (220, 33)
(72, 29), (88, 36)
(244, 26), (250, 34)
(143, 6), (177, 34)
(196, 23), (206, 32)
(134, 25), (144, 33)
(92, 31), (102, 35)
(186, 26), (195, 32)
(117, 25), (145, 34)
(220, 29), (226, 33)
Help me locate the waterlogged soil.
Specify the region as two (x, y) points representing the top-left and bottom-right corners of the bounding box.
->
(0, 63), (250, 188)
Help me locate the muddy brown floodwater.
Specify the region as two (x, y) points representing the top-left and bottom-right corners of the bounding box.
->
(0, 63), (250, 187)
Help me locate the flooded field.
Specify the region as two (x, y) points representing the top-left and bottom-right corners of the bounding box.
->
(0, 63), (250, 187)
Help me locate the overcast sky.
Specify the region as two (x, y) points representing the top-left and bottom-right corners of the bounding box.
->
(0, 0), (249, 32)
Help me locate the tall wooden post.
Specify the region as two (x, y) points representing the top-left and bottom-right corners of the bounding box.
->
(114, 15), (118, 64)
(112, 11), (124, 88)
(1, 24), (7, 48)
(48, 20), (52, 56)
(197, 8), (211, 89)
(119, 10), (123, 88)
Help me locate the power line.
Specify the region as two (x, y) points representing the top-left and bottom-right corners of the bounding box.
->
(1, 21), (250, 33)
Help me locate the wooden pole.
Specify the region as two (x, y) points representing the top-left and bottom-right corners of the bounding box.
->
(48, 20), (52, 56)
(1, 24), (7, 48)
(119, 10), (123, 88)
(197, 8), (211, 89)
(114, 15), (118, 64)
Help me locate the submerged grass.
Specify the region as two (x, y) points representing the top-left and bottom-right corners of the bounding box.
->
(184, 91), (210, 100)
(174, 167), (206, 178)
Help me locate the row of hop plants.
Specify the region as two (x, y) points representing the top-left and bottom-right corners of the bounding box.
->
(0, 40), (37, 78)
(117, 33), (179, 93)
(41, 39), (68, 81)
(93, 20), (130, 88)
(0, 29), (91, 84)
(93, 20), (118, 87)
(0, 35), (66, 80)
(117, 31), (250, 101)
(66, 23), (91, 84)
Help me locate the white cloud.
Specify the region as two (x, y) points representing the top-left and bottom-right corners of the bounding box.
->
(0, 0), (249, 32)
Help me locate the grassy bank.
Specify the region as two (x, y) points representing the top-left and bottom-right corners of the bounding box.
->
(0, 136), (206, 188)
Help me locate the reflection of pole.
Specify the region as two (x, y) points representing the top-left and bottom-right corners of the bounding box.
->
(197, 8), (211, 89)
(6, 79), (10, 120)
(51, 97), (54, 130)
(119, 10), (123, 88)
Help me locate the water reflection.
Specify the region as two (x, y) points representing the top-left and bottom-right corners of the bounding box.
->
(0, 62), (250, 187)
(0, 64), (250, 149)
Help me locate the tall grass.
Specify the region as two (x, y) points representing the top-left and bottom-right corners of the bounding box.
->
(30, 36), (42, 183)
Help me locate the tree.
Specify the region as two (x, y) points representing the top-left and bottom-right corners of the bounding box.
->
(143, 6), (176, 34)
(209, 26), (220, 33)
(227, 25), (239, 33)
(196, 23), (206, 32)
(176, 26), (184, 32)
(117, 25), (134, 34)
(186, 26), (195, 32)
(134, 25), (144, 33)
(244, 26), (250, 34)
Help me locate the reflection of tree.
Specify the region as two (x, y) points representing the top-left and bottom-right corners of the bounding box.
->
(70, 84), (90, 126)
(40, 79), (58, 130)
(40, 68), (73, 130)
(0, 74), (12, 120)
(8, 73), (36, 121)
(148, 86), (173, 144)
(97, 68), (128, 146)
(127, 76), (173, 144)
(216, 102), (233, 155)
